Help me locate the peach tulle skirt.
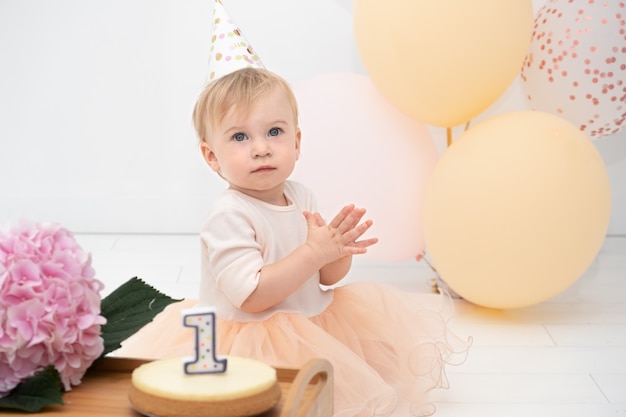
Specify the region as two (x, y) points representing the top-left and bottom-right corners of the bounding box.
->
(116, 282), (470, 417)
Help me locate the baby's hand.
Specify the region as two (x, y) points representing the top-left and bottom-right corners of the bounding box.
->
(303, 204), (378, 266)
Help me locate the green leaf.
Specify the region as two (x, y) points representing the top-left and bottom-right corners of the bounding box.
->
(100, 277), (182, 356)
(0, 366), (63, 412)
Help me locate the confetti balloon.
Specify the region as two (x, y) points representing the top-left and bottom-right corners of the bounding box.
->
(521, 0), (626, 139)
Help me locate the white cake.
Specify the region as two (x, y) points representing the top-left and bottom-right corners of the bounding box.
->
(129, 356), (281, 417)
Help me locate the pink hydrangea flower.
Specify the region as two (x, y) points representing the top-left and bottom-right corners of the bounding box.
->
(0, 221), (106, 397)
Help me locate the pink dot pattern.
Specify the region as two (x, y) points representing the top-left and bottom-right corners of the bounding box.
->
(521, 0), (626, 139)
(207, 0), (264, 81)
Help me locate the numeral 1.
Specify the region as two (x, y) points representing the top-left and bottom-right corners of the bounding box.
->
(182, 307), (227, 374)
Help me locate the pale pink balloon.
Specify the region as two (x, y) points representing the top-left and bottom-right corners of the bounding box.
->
(292, 73), (438, 262)
(521, 0), (626, 139)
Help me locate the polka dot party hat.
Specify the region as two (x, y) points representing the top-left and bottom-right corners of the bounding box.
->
(207, 0), (265, 81)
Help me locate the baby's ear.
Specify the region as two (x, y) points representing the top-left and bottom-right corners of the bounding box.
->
(295, 128), (302, 159)
(200, 142), (220, 173)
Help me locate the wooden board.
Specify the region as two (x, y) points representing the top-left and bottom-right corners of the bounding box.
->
(1, 357), (333, 417)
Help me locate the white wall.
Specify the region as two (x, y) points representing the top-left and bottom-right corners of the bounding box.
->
(1, 0), (624, 235)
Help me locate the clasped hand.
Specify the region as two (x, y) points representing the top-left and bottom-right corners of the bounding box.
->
(303, 204), (378, 266)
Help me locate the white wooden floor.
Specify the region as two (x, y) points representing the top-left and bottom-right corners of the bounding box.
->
(76, 234), (626, 417)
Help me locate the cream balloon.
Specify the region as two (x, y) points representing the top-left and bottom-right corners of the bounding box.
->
(423, 111), (611, 309)
(521, 0), (626, 139)
(353, 0), (533, 128)
(292, 73), (438, 262)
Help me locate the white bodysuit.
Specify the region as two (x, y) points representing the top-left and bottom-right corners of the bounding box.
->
(199, 180), (334, 321)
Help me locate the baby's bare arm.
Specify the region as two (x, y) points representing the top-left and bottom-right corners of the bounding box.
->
(240, 205), (378, 312)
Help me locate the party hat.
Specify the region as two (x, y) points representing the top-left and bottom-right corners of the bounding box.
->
(207, 0), (265, 81)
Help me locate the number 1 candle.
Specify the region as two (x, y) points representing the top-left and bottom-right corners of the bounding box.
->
(182, 307), (227, 374)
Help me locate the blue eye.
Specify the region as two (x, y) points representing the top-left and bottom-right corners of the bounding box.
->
(268, 127), (281, 137)
(233, 132), (247, 142)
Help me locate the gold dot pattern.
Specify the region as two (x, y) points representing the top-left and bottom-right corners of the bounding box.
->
(206, 0), (264, 81)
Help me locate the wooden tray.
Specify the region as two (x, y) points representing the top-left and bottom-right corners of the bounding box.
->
(3, 357), (332, 417)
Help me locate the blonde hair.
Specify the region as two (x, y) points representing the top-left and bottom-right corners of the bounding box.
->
(192, 68), (299, 144)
